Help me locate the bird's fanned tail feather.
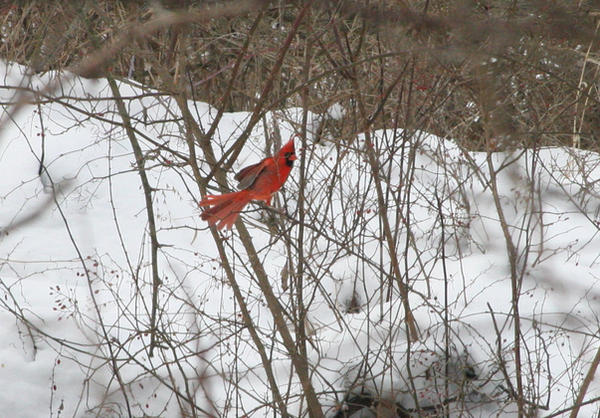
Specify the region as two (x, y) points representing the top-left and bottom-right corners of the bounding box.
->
(199, 190), (251, 230)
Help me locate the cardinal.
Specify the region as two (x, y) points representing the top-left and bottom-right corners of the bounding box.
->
(199, 139), (297, 230)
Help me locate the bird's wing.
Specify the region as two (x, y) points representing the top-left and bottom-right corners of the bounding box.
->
(235, 159), (270, 190)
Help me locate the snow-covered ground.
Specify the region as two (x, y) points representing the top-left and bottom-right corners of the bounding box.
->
(1, 61), (600, 417)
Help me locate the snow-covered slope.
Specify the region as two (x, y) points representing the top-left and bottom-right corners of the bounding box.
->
(1, 61), (599, 417)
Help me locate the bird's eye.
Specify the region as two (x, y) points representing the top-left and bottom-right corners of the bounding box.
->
(285, 152), (292, 158)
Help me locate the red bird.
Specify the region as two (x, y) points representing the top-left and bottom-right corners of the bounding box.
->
(199, 139), (297, 230)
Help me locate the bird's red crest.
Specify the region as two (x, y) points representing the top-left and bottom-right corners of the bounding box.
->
(278, 139), (296, 160)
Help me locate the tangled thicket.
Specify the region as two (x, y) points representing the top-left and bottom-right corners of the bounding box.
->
(3, 1), (600, 417)
(2, 0), (600, 151)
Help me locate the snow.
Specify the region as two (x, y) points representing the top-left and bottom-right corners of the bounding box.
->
(1, 61), (600, 417)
